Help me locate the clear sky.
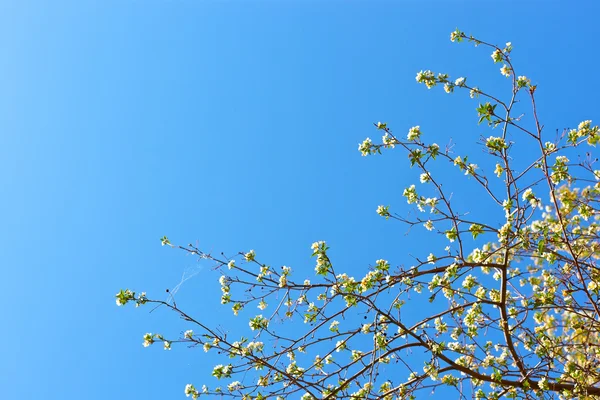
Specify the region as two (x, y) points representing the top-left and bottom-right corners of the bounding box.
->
(2, 1), (600, 399)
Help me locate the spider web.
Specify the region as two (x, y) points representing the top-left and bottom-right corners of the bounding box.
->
(166, 263), (206, 305)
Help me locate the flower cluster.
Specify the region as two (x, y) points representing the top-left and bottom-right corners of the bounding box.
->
(311, 241), (331, 276)
(382, 132), (396, 148)
(522, 188), (542, 209)
(185, 384), (199, 399)
(227, 381), (242, 392)
(407, 126), (421, 141)
(211, 364), (233, 379)
(249, 315), (269, 331)
(244, 249), (256, 262)
(450, 28), (464, 43)
(551, 155), (570, 183)
(142, 332), (163, 347)
(567, 120), (599, 146)
(219, 274), (231, 305)
(376, 204), (390, 218)
(491, 49), (503, 63)
(279, 266), (291, 287)
(358, 137), (376, 156)
(485, 136), (508, 153)
(115, 289), (147, 307)
(500, 64), (511, 77)
(517, 75), (531, 88)
(415, 70), (436, 89)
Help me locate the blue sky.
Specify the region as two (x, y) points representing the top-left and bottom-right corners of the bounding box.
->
(2, 1), (600, 399)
